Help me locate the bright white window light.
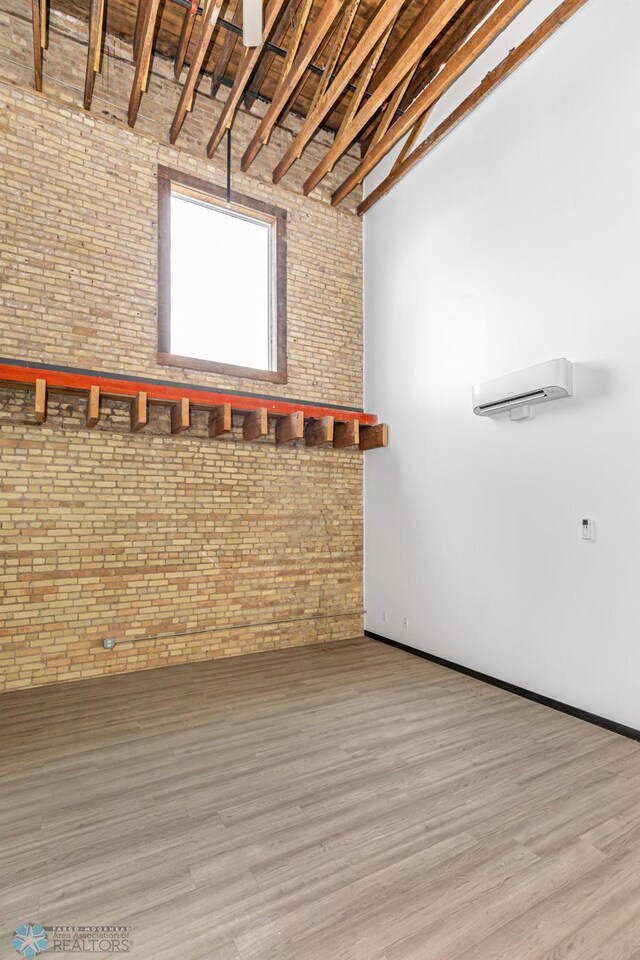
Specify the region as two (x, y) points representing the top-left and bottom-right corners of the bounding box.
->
(242, 0), (263, 47)
(169, 192), (273, 371)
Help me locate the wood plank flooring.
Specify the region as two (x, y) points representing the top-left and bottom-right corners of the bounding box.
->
(1, 637), (640, 959)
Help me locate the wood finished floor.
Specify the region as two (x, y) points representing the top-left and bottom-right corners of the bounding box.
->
(2, 637), (640, 959)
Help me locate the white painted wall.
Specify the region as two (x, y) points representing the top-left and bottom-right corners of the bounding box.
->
(363, 0), (640, 729)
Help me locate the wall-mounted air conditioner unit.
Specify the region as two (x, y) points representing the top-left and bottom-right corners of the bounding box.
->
(472, 358), (573, 421)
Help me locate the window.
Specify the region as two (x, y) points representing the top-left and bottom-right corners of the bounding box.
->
(157, 167), (287, 383)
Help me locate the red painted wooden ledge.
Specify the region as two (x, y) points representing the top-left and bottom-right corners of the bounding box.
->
(0, 360), (378, 425)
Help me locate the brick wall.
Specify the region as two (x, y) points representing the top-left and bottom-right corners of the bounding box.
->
(0, 4), (365, 689)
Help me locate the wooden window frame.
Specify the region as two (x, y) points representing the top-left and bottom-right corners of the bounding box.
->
(157, 165), (288, 385)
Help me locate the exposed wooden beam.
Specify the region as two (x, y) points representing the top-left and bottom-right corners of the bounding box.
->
(303, 0), (469, 195)
(210, 0), (242, 97)
(84, 0), (106, 109)
(366, 0), (452, 101)
(281, 0), (315, 79)
(274, 16), (334, 130)
(31, 0), (43, 92)
(323, 0), (446, 159)
(244, 0), (299, 110)
(170, 0), (225, 143)
(331, 0), (534, 206)
(358, 0), (590, 215)
(366, 60), (417, 154)
(34, 378), (46, 423)
(130, 392), (148, 432)
(393, 103), (433, 169)
(308, 0), (361, 114)
(359, 423), (388, 449)
(333, 420), (359, 448)
(243, 408), (269, 440)
(305, 416), (334, 446)
(336, 16), (394, 131)
(133, 0), (148, 63)
(86, 385), (100, 427)
(128, 0), (162, 126)
(270, 0), (320, 129)
(93, 0), (104, 71)
(208, 403), (232, 436)
(275, 411), (304, 444)
(272, 0), (403, 184)
(40, 0), (47, 49)
(171, 398), (190, 434)
(400, 0), (499, 110)
(240, 0), (344, 172)
(381, 0), (494, 121)
(207, 0), (290, 158)
(174, 0), (198, 81)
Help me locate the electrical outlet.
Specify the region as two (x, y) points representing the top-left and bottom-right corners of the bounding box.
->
(381, 610), (388, 623)
(402, 617), (409, 630)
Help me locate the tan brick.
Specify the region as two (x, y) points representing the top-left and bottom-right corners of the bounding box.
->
(0, 10), (365, 689)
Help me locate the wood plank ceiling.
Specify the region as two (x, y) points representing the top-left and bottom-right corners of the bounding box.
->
(32, 0), (589, 211)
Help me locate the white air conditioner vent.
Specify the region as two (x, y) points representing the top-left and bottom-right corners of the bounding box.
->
(472, 359), (573, 420)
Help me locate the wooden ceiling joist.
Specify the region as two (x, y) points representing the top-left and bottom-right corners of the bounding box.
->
(256, 0), (316, 131)
(366, 59), (417, 154)
(331, 0), (534, 206)
(128, 0), (162, 126)
(307, 0), (362, 114)
(393, 101), (433, 169)
(362, 0), (458, 107)
(280, 0), (315, 80)
(170, 0), (225, 143)
(400, 0), (499, 109)
(84, 0), (105, 109)
(210, 0), (242, 97)
(29, 0), (591, 176)
(133, 0), (146, 61)
(359, 0), (590, 214)
(31, 0), (44, 92)
(240, 0), (345, 172)
(39, 0), (48, 47)
(335, 15), (395, 132)
(303, 0), (469, 195)
(174, 0), (198, 81)
(244, 0), (299, 110)
(277, 15), (336, 132)
(207, 0), (290, 158)
(272, 0), (404, 184)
